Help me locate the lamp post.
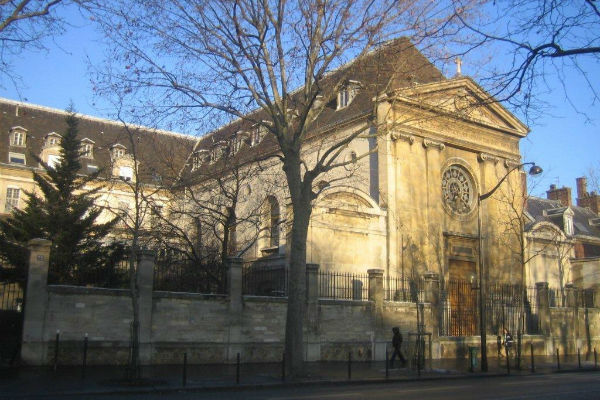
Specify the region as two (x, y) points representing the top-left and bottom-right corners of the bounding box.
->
(477, 162), (542, 372)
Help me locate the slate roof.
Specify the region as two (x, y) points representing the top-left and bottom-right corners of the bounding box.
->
(0, 99), (196, 185)
(183, 37), (445, 180)
(526, 197), (600, 239)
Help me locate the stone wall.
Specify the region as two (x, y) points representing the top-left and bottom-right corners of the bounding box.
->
(20, 241), (600, 366)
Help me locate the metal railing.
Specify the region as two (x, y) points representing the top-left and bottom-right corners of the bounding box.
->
(318, 271), (368, 300)
(384, 275), (423, 302)
(242, 264), (287, 296)
(47, 258), (130, 289)
(154, 256), (226, 294)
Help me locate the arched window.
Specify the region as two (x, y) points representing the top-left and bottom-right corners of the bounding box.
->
(267, 196), (280, 248)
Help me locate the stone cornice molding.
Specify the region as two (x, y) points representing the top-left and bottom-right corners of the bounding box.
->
(423, 139), (445, 151)
(478, 153), (500, 164)
(504, 159), (521, 169)
(390, 132), (415, 145)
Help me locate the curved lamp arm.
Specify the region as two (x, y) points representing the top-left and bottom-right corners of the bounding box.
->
(479, 162), (541, 201)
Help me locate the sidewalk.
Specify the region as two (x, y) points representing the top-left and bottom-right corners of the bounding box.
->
(1, 356), (598, 399)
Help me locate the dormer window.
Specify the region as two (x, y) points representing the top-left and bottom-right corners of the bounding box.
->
(191, 152), (201, 171)
(251, 123), (269, 146)
(337, 80), (361, 109)
(80, 138), (94, 159)
(564, 209), (575, 236)
(44, 132), (62, 148)
(9, 126), (27, 147)
(111, 144), (127, 159)
(231, 132), (249, 154)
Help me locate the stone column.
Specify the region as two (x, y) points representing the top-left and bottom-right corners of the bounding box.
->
(305, 263), (320, 361)
(423, 272), (440, 338)
(227, 257), (243, 362)
(21, 238), (51, 365)
(536, 282), (551, 336)
(136, 249), (155, 363)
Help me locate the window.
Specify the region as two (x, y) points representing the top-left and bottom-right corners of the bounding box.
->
(191, 152), (201, 171)
(10, 128), (26, 146)
(81, 142), (94, 158)
(117, 201), (129, 227)
(119, 166), (133, 181)
(565, 214), (574, 236)
(338, 89), (350, 108)
(47, 154), (61, 169)
(87, 165), (99, 174)
(251, 124), (268, 146)
(151, 205), (163, 228)
(9, 152), (25, 165)
(337, 81), (360, 109)
(5, 188), (20, 212)
(111, 144), (126, 159)
(268, 196), (280, 248)
(45, 133), (61, 147)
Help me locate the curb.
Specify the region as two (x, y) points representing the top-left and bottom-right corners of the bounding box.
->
(2, 368), (598, 399)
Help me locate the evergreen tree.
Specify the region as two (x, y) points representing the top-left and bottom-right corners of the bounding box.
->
(0, 111), (123, 285)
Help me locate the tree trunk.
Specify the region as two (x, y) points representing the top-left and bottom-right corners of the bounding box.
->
(128, 239), (141, 380)
(282, 153), (314, 378)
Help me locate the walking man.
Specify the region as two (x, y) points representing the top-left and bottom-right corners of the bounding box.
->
(390, 327), (406, 368)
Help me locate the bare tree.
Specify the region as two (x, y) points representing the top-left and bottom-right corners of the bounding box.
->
(450, 0), (600, 119)
(86, 0), (469, 376)
(0, 0), (77, 88)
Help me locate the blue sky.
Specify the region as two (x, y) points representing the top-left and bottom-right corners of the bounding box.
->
(2, 5), (598, 200)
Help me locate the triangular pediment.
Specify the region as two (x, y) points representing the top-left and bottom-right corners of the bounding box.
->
(390, 78), (529, 137)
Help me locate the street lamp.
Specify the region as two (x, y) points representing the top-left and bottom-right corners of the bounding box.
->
(477, 162), (542, 372)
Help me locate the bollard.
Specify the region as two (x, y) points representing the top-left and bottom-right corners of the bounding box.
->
(347, 352), (352, 380)
(82, 333), (88, 379)
(182, 353), (187, 387)
(530, 342), (535, 373)
(236, 353), (240, 384)
(595, 348), (598, 369)
(281, 353), (285, 382)
(505, 343), (510, 375)
(53, 330), (60, 372)
(497, 335), (502, 358)
(578, 348), (581, 369)
(556, 348), (560, 370)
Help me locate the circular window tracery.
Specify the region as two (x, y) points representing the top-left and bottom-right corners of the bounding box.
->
(442, 165), (475, 215)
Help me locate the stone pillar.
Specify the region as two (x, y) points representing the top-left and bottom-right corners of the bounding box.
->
(136, 249), (155, 363)
(565, 283), (576, 308)
(305, 263), (320, 361)
(21, 239), (52, 365)
(423, 272), (440, 338)
(536, 282), (551, 336)
(227, 257), (243, 361)
(368, 269), (386, 361)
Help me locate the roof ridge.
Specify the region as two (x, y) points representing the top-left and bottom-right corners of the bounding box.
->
(0, 97), (196, 141)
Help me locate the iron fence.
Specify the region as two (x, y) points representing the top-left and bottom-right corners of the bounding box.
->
(0, 282), (24, 312)
(384, 275), (423, 302)
(524, 286), (541, 334)
(47, 258), (130, 289)
(440, 280), (478, 336)
(242, 264), (287, 296)
(487, 283), (525, 337)
(154, 255), (226, 294)
(318, 271), (369, 300)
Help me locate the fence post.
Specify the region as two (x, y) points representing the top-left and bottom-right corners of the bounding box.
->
(423, 272), (440, 340)
(21, 239), (51, 365)
(565, 283), (576, 308)
(368, 269), (385, 361)
(305, 263), (320, 361)
(227, 257), (244, 362)
(535, 282), (551, 336)
(137, 249), (155, 364)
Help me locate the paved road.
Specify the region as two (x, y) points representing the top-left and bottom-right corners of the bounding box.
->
(35, 371), (600, 400)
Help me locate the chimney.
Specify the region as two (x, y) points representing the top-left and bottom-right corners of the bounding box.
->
(576, 177), (600, 215)
(547, 185), (572, 207)
(576, 177), (588, 199)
